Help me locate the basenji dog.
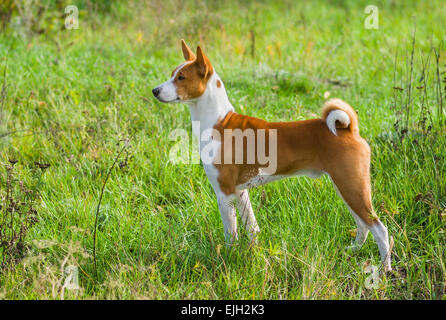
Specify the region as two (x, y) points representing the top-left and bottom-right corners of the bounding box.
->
(152, 40), (392, 272)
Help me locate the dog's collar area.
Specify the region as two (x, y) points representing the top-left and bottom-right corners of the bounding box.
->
(220, 110), (236, 126)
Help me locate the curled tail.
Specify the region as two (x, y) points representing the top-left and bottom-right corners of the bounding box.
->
(321, 98), (359, 136)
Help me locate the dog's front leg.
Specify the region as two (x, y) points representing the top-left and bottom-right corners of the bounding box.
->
(202, 164), (238, 245)
(216, 192), (238, 245)
(236, 189), (260, 243)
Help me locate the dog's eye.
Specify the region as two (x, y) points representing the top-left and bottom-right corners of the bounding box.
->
(178, 75), (185, 80)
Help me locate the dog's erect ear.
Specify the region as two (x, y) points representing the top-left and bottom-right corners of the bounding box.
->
(196, 45), (212, 78)
(181, 39), (195, 61)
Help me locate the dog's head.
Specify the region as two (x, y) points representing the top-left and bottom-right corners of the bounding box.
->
(152, 40), (214, 103)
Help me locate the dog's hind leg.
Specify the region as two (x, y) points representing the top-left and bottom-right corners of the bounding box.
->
(368, 219), (392, 271)
(345, 206), (370, 252)
(330, 181), (369, 251)
(326, 149), (392, 271)
(235, 189), (260, 243)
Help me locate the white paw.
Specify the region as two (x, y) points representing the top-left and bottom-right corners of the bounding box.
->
(383, 263), (392, 273)
(246, 225), (260, 241)
(345, 244), (361, 252)
(224, 232), (239, 247)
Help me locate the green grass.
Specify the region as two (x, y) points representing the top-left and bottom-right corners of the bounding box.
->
(0, 0), (445, 299)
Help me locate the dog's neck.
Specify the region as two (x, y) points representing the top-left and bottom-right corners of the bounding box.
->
(185, 72), (234, 138)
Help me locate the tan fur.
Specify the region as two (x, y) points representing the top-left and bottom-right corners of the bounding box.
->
(321, 98), (359, 134)
(168, 42), (378, 226)
(181, 39), (196, 61)
(171, 44), (214, 100)
(212, 105), (379, 226)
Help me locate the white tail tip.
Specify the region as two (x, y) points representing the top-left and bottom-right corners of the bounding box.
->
(325, 110), (350, 136)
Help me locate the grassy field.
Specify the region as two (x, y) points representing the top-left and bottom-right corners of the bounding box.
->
(0, 0), (445, 299)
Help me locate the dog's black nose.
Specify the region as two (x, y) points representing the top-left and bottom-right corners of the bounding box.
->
(152, 87), (160, 97)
